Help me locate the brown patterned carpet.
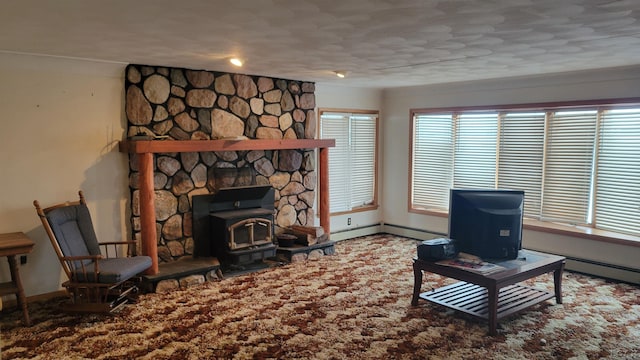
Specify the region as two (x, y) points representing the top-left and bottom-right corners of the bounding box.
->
(1, 234), (639, 359)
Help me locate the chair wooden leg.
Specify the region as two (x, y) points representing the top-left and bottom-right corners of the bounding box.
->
(62, 283), (137, 314)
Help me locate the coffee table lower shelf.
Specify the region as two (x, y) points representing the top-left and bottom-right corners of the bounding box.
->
(420, 281), (555, 321)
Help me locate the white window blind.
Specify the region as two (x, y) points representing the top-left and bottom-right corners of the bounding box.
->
(542, 110), (597, 224)
(595, 108), (640, 236)
(498, 112), (546, 217)
(454, 113), (497, 189)
(350, 115), (377, 208)
(320, 113), (351, 213)
(320, 111), (377, 213)
(412, 114), (454, 210)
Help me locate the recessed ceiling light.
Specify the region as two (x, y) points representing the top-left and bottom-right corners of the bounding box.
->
(334, 71), (346, 78)
(230, 58), (243, 67)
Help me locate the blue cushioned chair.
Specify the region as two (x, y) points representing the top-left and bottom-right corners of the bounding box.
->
(34, 191), (152, 313)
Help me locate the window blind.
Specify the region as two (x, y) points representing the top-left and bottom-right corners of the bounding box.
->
(594, 108), (640, 236)
(541, 110), (597, 224)
(320, 111), (377, 214)
(350, 115), (377, 208)
(320, 113), (351, 213)
(454, 113), (498, 189)
(412, 114), (454, 209)
(498, 112), (546, 218)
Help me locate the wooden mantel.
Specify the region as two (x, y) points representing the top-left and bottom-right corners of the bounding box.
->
(120, 138), (335, 153)
(119, 138), (335, 274)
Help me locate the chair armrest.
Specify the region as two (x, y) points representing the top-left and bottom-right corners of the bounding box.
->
(98, 240), (139, 258)
(61, 255), (103, 261)
(99, 241), (137, 246)
(61, 255), (103, 282)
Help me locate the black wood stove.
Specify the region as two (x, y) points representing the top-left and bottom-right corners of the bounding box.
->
(192, 185), (277, 268)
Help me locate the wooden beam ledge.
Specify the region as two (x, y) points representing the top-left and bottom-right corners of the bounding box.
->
(119, 139), (335, 153)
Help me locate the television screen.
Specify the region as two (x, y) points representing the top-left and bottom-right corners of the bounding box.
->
(448, 189), (524, 260)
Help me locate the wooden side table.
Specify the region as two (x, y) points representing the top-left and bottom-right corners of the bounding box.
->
(0, 232), (35, 326)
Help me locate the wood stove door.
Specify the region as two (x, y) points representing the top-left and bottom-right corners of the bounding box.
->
(228, 218), (273, 250)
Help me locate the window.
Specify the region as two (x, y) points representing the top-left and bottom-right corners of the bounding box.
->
(410, 99), (640, 237)
(319, 110), (378, 214)
(595, 109), (640, 235)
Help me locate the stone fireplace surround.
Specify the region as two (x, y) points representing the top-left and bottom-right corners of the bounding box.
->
(122, 64), (332, 275)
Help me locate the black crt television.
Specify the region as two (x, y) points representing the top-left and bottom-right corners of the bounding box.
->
(448, 189), (525, 260)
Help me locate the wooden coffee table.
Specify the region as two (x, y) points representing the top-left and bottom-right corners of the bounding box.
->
(411, 249), (565, 335)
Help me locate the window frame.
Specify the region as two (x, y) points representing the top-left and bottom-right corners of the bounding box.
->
(408, 97), (640, 245)
(319, 108), (380, 216)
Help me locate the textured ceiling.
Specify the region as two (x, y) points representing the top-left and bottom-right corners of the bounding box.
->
(1, 0), (639, 88)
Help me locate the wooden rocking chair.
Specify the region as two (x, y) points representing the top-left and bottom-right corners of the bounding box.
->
(34, 191), (152, 313)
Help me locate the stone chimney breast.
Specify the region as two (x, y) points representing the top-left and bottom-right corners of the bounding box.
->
(125, 64), (318, 262)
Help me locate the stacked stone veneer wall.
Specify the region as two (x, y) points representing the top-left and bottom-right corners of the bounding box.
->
(125, 64), (317, 263)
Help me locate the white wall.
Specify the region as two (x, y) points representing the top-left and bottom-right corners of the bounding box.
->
(381, 66), (640, 280)
(0, 53), (129, 298)
(314, 84), (384, 235)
